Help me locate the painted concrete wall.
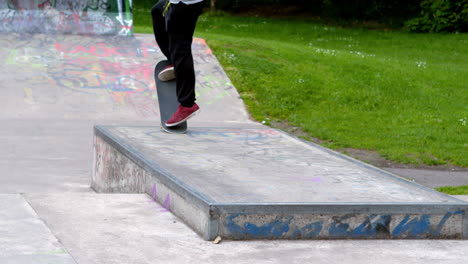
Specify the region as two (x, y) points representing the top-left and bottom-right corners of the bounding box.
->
(220, 211), (465, 239)
(0, 0), (133, 35)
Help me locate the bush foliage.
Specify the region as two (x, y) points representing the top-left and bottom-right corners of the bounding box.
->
(406, 0), (468, 32)
(136, 0), (468, 32)
(213, 0), (420, 20)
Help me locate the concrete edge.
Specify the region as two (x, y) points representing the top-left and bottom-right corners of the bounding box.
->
(93, 125), (467, 240)
(453, 195), (468, 202)
(96, 125), (461, 203)
(193, 37), (253, 123)
(214, 203), (468, 215)
(464, 209), (468, 239)
(94, 125), (219, 240)
(214, 203), (468, 240)
(17, 194), (78, 263)
(94, 125), (215, 205)
(143, 178), (217, 241)
(275, 128), (465, 203)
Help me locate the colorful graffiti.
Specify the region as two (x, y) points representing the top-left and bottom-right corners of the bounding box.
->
(50, 39), (159, 116)
(0, 0), (133, 35)
(1, 34), (160, 117)
(224, 210), (465, 239)
(1, 33), (244, 120)
(147, 183), (171, 213)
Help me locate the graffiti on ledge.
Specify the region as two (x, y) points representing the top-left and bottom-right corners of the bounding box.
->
(224, 211), (465, 239)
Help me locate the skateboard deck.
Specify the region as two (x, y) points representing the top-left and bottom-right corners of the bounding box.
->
(155, 60), (187, 134)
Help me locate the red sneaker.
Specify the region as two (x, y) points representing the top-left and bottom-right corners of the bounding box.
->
(158, 65), (175, 81)
(165, 104), (200, 127)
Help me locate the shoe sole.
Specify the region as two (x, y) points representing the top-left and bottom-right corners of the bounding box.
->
(158, 68), (175, 82)
(165, 109), (200, 127)
(160, 124), (187, 134)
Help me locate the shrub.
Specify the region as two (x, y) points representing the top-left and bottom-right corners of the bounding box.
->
(406, 0), (468, 32)
(322, 0), (419, 20)
(211, 0), (421, 27)
(213, 0), (322, 13)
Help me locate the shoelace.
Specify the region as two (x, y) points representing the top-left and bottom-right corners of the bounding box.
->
(163, 1), (171, 17)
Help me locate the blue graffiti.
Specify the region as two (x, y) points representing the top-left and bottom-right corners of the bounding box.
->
(392, 215), (431, 237)
(225, 211), (464, 239)
(225, 214), (291, 238)
(352, 215), (390, 237)
(328, 214), (391, 238)
(433, 210), (463, 236)
(392, 210), (464, 238)
(244, 221), (290, 237)
(225, 214), (245, 236)
(295, 221), (323, 238)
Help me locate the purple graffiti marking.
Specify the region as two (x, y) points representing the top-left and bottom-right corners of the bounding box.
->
(151, 183), (157, 199)
(160, 194), (171, 213)
(311, 177), (322, 182)
(147, 184), (171, 213)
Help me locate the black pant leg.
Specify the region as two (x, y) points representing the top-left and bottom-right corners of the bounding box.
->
(170, 34), (196, 107)
(151, 0), (171, 62)
(166, 1), (205, 107)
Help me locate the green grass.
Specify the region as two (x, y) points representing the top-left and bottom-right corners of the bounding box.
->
(436, 186), (468, 195)
(133, 8), (468, 167)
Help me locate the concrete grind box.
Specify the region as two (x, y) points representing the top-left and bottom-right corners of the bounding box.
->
(92, 126), (468, 240)
(0, 0), (133, 35)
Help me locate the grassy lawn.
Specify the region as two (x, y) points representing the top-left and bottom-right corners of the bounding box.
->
(133, 7), (468, 167)
(436, 186), (468, 195)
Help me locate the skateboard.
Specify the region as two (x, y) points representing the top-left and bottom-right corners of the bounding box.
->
(155, 60), (187, 134)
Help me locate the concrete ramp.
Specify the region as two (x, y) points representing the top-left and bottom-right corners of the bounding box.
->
(0, 0), (133, 35)
(0, 33), (247, 122)
(0, 32), (249, 193)
(92, 126), (468, 240)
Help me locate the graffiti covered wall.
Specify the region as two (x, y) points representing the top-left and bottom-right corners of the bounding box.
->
(0, 0), (133, 35)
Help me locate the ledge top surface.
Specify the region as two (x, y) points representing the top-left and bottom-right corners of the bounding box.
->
(97, 126), (461, 204)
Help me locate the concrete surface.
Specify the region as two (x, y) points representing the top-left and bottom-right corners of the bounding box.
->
(25, 193), (468, 264)
(0, 194), (76, 263)
(94, 127), (459, 204)
(1, 26), (467, 262)
(454, 195), (468, 202)
(386, 168), (468, 188)
(0, 119), (164, 193)
(0, 33), (249, 122)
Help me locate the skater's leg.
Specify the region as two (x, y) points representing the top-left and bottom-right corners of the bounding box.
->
(166, 1), (205, 107)
(170, 34), (196, 107)
(151, 0), (171, 61)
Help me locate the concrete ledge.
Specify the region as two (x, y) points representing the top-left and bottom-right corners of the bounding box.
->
(215, 204), (467, 239)
(92, 127), (216, 239)
(92, 125), (468, 240)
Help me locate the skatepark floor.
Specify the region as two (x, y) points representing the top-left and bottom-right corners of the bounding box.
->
(0, 32), (467, 263)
